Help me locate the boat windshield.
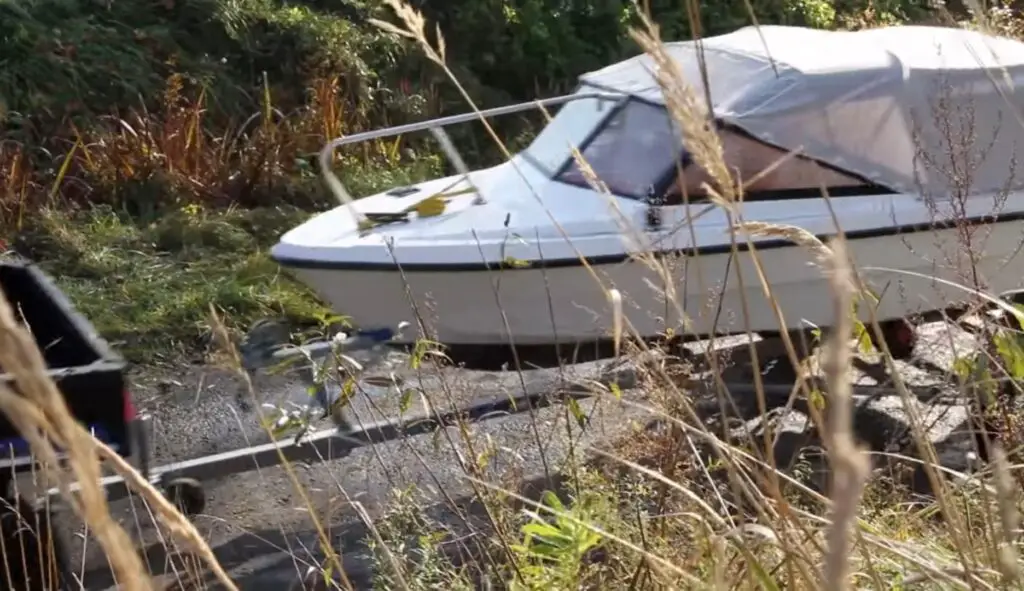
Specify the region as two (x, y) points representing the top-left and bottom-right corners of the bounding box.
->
(557, 99), (682, 199)
(520, 89), (623, 175)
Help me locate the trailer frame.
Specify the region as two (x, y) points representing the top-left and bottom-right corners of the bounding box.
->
(36, 321), (633, 517)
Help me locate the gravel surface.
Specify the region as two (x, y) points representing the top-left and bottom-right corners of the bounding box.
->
(37, 319), (986, 589)
(59, 349), (652, 590)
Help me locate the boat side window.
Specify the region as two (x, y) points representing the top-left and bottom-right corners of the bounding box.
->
(664, 128), (881, 203)
(556, 100), (681, 199)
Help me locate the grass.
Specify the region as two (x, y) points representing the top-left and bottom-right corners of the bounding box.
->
(0, 70), (447, 363)
(2, 1), (1024, 590)
(16, 205), (330, 364)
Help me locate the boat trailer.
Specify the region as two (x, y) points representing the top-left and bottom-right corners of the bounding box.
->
(33, 303), (1024, 519)
(40, 322), (634, 517)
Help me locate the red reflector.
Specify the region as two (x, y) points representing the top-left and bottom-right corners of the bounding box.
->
(123, 390), (137, 422)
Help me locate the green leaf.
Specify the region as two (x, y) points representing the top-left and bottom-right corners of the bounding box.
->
(542, 490), (565, 513)
(399, 388), (415, 414)
(418, 531), (445, 547)
(994, 330), (1024, 379)
(741, 549), (783, 591)
(328, 378), (356, 416)
(409, 339), (442, 370)
(952, 355), (977, 380)
(808, 388), (825, 411)
(566, 397), (587, 428)
(522, 521), (562, 540)
(853, 321), (874, 355)
(1011, 302), (1024, 331)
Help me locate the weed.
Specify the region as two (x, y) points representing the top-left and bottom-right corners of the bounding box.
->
(11, 206), (329, 363)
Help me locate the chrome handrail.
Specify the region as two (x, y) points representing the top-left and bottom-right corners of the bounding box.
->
(318, 92), (623, 223)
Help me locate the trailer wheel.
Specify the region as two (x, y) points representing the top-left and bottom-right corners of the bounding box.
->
(164, 478), (205, 518)
(870, 319), (917, 360)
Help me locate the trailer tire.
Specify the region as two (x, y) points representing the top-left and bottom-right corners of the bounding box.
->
(164, 478), (206, 518)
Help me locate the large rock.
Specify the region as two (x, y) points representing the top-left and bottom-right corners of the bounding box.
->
(674, 320), (1002, 499)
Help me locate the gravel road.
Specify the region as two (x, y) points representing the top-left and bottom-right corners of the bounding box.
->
(43, 318), (982, 589)
(61, 347), (652, 590)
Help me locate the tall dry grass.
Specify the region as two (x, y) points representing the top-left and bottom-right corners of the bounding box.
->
(361, 2), (1024, 588)
(0, 2), (1022, 590)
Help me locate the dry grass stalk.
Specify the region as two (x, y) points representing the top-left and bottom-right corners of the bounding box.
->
(621, 11), (817, 549)
(207, 306), (355, 591)
(0, 289), (238, 590)
(0, 295), (152, 589)
(990, 445), (1021, 582)
(733, 220), (834, 267)
(89, 439), (240, 590)
(567, 145), (611, 196)
(821, 237), (870, 591)
(628, 14), (735, 208)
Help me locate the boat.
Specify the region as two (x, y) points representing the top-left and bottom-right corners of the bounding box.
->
(269, 24), (1024, 358)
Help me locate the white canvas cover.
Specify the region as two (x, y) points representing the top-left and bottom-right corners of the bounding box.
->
(580, 25), (1024, 196)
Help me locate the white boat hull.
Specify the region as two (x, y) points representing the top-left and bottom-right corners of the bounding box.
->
(279, 25), (1024, 347)
(283, 220), (1024, 345)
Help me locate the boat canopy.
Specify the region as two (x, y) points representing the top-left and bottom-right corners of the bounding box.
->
(579, 25), (1024, 196)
